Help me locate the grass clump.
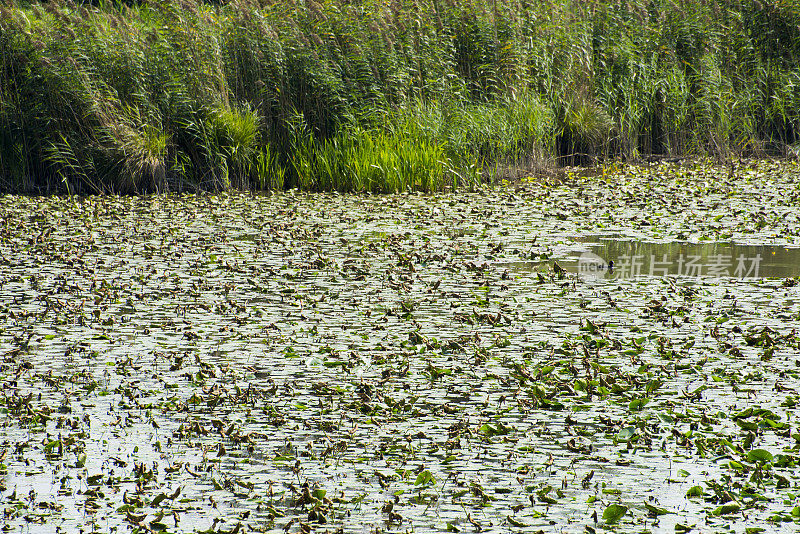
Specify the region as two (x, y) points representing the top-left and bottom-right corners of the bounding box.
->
(297, 126), (463, 192)
(0, 0), (799, 193)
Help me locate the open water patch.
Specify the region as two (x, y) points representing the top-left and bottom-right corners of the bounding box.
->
(515, 237), (800, 281)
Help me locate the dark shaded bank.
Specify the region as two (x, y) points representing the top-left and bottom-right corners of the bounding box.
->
(1, 0), (799, 193)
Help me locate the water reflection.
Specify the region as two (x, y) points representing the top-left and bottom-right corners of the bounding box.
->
(560, 238), (800, 280)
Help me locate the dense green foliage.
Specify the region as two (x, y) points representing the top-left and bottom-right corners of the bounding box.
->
(1, 0), (799, 192)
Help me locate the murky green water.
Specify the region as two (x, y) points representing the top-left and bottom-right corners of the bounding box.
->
(511, 238), (800, 280)
(1, 161), (799, 534)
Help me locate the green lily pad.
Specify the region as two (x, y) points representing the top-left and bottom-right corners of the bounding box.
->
(603, 504), (628, 524)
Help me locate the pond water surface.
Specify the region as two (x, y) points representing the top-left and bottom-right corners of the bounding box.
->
(0, 161), (799, 534)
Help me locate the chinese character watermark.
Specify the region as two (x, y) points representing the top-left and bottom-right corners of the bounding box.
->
(577, 252), (762, 281)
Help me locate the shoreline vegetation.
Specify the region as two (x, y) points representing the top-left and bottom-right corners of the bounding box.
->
(1, 0), (798, 193)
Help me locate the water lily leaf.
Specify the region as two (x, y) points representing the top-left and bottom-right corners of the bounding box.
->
(538, 494), (558, 505)
(644, 502), (673, 516)
(728, 460), (745, 471)
(658, 412), (674, 424)
(479, 422), (514, 437)
(746, 449), (773, 464)
(628, 398), (649, 412)
(713, 503), (740, 516)
(507, 516), (527, 527)
(541, 399), (565, 410)
(414, 470), (435, 486)
(761, 419), (786, 429)
(645, 379), (663, 393)
(581, 319), (598, 334)
(735, 420), (758, 431)
(616, 426), (636, 441)
(686, 485), (704, 497)
(603, 504), (628, 524)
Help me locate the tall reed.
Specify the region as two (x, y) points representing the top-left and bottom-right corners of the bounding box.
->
(0, 0), (798, 193)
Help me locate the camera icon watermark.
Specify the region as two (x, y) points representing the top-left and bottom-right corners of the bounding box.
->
(577, 252), (612, 280)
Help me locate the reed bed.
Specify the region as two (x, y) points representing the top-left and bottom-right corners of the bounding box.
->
(0, 0), (798, 192)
